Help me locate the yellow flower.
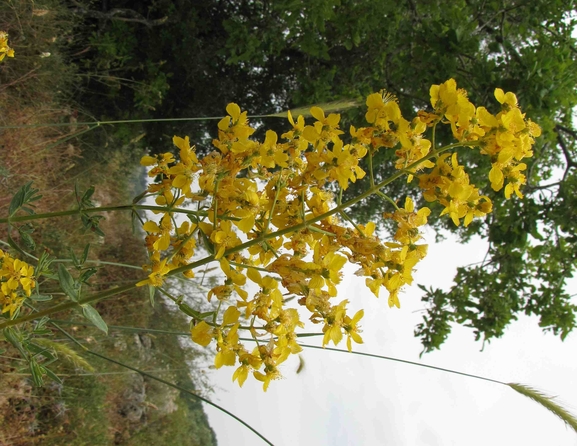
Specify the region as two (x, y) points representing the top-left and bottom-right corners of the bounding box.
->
(136, 257), (171, 287)
(211, 220), (241, 259)
(0, 32), (15, 61)
(1, 292), (24, 318)
(168, 136), (200, 195)
(494, 88), (518, 108)
(302, 106), (343, 145)
(233, 348), (262, 387)
(215, 324), (240, 369)
(344, 309), (364, 352)
(191, 321), (214, 347)
(217, 103), (255, 142)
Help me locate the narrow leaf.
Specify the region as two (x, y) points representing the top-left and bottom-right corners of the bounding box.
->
(82, 186), (95, 203)
(81, 243), (91, 264)
(9, 182), (29, 216)
(148, 285), (156, 306)
(29, 360), (44, 387)
(82, 304), (108, 334)
(30, 294), (53, 302)
(58, 264), (78, 301)
(179, 302), (202, 318)
(3, 328), (27, 358)
(43, 367), (63, 384)
(7, 233), (27, 257)
(19, 228), (36, 251)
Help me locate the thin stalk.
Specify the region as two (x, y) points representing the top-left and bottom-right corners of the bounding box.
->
(375, 190), (400, 210)
(0, 99), (361, 130)
(36, 125), (99, 157)
(229, 262), (270, 273)
(0, 114), (291, 130)
(1, 239), (143, 270)
(0, 204), (206, 224)
(295, 343), (503, 385)
(39, 323), (577, 434)
(54, 259), (143, 270)
(50, 322), (274, 446)
(339, 209), (366, 236)
(368, 150), (375, 187)
(49, 320), (324, 339)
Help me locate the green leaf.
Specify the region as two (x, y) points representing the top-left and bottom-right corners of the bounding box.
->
(82, 186), (95, 203)
(3, 328), (28, 358)
(179, 302), (201, 318)
(43, 367), (63, 384)
(79, 268), (97, 284)
(28, 343), (56, 361)
(9, 182), (29, 217)
(6, 233), (27, 257)
(58, 264), (79, 302)
(36, 251), (55, 279)
(9, 182), (42, 217)
(81, 243), (91, 264)
(29, 359), (44, 387)
(82, 304), (108, 334)
(148, 285), (156, 306)
(18, 227), (36, 251)
(30, 293), (53, 302)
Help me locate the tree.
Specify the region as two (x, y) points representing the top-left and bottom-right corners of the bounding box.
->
(69, 0), (577, 351)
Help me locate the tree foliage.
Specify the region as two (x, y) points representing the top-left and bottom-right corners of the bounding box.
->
(69, 0), (577, 352)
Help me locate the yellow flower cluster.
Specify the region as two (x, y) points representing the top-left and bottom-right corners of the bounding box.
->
(0, 249), (35, 318)
(138, 79), (538, 389)
(425, 79), (541, 200)
(0, 32), (14, 62)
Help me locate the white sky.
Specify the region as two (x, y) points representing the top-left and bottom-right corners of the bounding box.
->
(201, 230), (577, 446)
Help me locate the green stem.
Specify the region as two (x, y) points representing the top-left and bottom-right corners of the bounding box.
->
(0, 204), (206, 224)
(229, 262), (270, 273)
(0, 114), (289, 130)
(49, 320), (324, 339)
(294, 343), (504, 385)
(339, 209), (366, 236)
(45, 320), (502, 385)
(36, 125), (99, 157)
(0, 240), (142, 270)
(375, 190), (400, 210)
(54, 259), (143, 270)
(50, 322), (274, 446)
(368, 149), (375, 187)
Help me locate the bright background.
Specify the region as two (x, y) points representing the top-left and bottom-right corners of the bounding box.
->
(201, 230), (577, 445)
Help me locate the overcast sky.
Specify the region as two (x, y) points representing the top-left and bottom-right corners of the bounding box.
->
(201, 230), (577, 446)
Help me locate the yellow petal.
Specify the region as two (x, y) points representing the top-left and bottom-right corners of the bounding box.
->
(226, 103), (241, 120)
(222, 306), (241, 325)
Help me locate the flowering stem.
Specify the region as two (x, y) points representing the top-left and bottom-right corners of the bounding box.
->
(0, 141), (479, 330)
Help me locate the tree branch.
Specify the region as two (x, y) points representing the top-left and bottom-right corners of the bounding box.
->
(70, 3), (169, 28)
